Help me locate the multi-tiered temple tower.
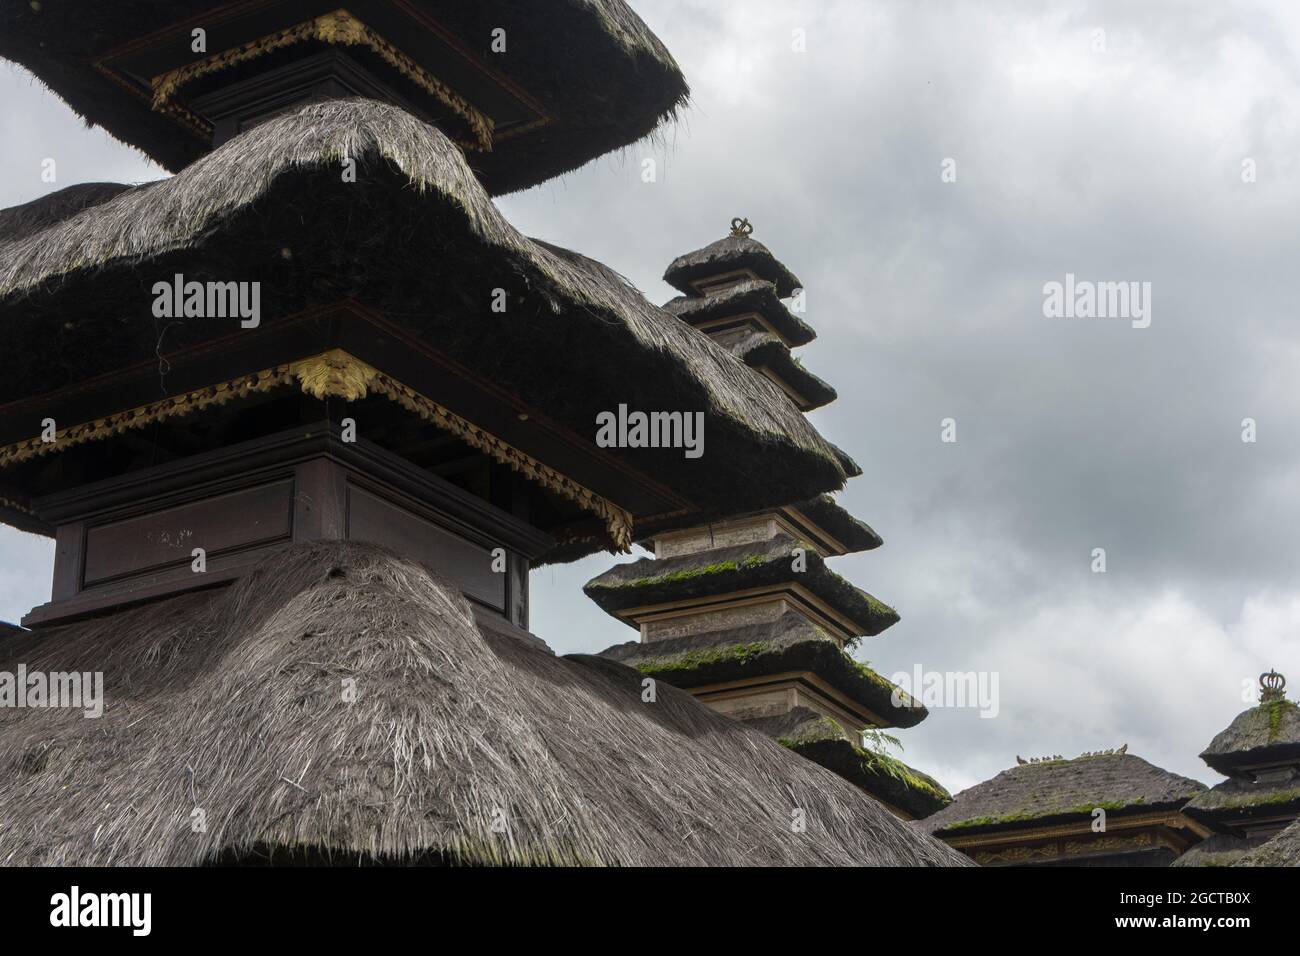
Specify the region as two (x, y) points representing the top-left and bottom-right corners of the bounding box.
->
(591, 221), (950, 820)
(1180, 670), (1300, 863)
(0, 1), (966, 867)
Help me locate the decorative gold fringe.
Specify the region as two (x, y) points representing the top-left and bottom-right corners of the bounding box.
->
(364, 369), (634, 551)
(151, 9), (495, 151)
(0, 366), (295, 470)
(0, 351), (632, 550)
(0, 495), (33, 516)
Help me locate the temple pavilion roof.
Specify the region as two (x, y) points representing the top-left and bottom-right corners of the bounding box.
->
(924, 751), (1205, 837)
(1199, 671), (1300, 776)
(0, 99), (854, 556)
(0, 540), (968, 866)
(664, 227), (803, 298)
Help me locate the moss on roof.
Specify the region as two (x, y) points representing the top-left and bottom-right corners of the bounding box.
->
(923, 752), (1205, 836)
(600, 611), (925, 728)
(1200, 698), (1300, 774)
(749, 709), (950, 819)
(584, 533), (899, 642)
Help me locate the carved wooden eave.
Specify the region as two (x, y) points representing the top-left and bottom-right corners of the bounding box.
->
(147, 9), (495, 150)
(941, 810), (1212, 866)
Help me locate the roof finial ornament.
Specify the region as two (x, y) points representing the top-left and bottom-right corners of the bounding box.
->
(1261, 669), (1287, 703)
(729, 217), (753, 238)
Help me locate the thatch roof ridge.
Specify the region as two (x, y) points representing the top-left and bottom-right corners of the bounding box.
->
(0, 541), (966, 866)
(1200, 698), (1300, 773)
(0, 99), (846, 499)
(924, 752), (1206, 835)
(0, 182), (135, 244)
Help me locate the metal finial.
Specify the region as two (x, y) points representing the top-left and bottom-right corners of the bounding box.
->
(1261, 669), (1287, 703)
(729, 217), (753, 238)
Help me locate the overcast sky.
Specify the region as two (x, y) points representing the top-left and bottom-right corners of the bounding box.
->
(4, 0), (1300, 795)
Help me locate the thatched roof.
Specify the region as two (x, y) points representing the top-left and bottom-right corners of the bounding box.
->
(0, 99), (850, 528)
(664, 236), (802, 298)
(1200, 698), (1300, 775)
(713, 327), (836, 411)
(584, 533), (900, 643)
(924, 753), (1206, 836)
(748, 708), (951, 820)
(0, 183), (132, 244)
(599, 610), (925, 728)
(663, 279), (815, 346)
(797, 495), (883, 554)
(1184, 772), (1300, 825)
(1172, 833), (1264, 868)
(1234, 818), (1300, 866)
(0, 541), (967, 866)
(0, 0), (689, 195)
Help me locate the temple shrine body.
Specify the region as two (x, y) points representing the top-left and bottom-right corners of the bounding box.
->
(0, 0), (1294, 868)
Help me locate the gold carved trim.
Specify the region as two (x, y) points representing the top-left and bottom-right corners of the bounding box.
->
(291, 349), (378, 401)
(0, 495), (33, 516)
(151, 9), (495, 150)
(0, 350), (632, 550)
(0, 366), (296, 470)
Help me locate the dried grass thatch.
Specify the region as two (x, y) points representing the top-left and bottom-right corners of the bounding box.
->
(1199, 698), (1300, 774)
(0, 0), (689, 194)
(665, 236), (803, 298)
(713, 327), (837, 411)
(924, 753), (1205, 835)
(0, 541), (967, 866)
(586, 533), (900, 643)
(0, 98), (849, 518)
(664, 278), (816, 346)
(1234, 818), (1300, 866)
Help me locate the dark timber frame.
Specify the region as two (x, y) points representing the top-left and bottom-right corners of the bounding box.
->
(25, 424), (549, 629)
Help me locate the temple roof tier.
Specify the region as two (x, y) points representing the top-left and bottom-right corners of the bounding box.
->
(583, 533), (900, 643)
(1184, 773), (1300, 827)
(664, 231), (802, 298)
(0, 0), (689, 195)
(747, 708), (951, 820)
(1198, 672), (1300, 775)
(599, 610), (926, 729)
(662, 279), (815, 347)
(713, 327), (836, 411)
(0, 100), (855, 552)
